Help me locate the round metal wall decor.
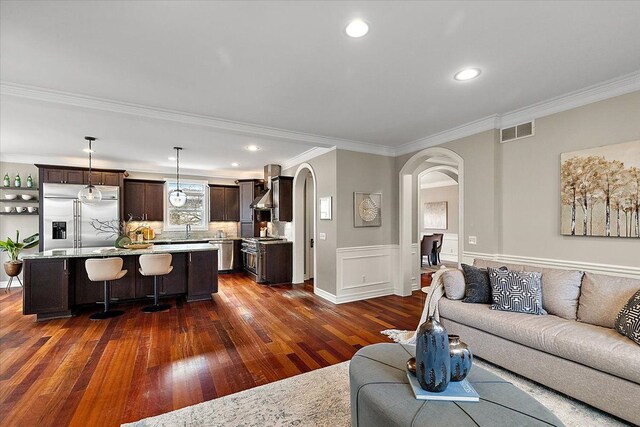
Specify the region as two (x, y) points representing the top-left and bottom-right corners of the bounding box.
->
(358, 197), (379, 222)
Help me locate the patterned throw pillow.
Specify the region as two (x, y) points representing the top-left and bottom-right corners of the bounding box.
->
(615, 290), (640, 345)
(488, 267), (547, 315)
(461, 264), (491, 304)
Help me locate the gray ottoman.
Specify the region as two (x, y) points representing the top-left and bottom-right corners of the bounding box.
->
(350, 343), (564, 426)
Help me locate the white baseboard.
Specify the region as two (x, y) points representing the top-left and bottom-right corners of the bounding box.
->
(0, 280), (21, 289)
(314, 287), (338, 304)
(464, 251), (640, 279)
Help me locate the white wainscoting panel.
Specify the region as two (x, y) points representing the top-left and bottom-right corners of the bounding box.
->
(336, 245), (399, 303)
(440, 233), (458, 263)
(464, 251), (640, 279)
(411, 243), (419, 291)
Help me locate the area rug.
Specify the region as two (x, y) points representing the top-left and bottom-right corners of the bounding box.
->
(122, 355), (628, 427)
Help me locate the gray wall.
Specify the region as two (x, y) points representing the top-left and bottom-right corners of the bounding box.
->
(283, 149), (338, 294)
(419, 184), (459, 234)
(499, 91), (640, 267)
(397, 91), (640, 269)
(336, 149), (398, 248)
(0, 162), (40, 282)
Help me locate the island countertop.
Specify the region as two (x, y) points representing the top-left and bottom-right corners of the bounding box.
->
(22, 243), (218, 259)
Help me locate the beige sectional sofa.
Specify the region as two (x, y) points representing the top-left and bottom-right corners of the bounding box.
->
(437, 259), (640, 425)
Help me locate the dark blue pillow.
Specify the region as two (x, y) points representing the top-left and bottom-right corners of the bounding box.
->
(461, 264), (491, 304)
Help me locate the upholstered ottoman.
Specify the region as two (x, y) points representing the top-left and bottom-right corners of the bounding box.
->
(349, 343), (564, 426)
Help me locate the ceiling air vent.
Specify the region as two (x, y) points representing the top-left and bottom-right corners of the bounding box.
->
(500, 120), (535, 143)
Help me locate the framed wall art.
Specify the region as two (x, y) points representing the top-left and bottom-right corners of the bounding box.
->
(424, 201), (448, 230)
(560, 140), (639, 237)
(354, 192), (382, 227)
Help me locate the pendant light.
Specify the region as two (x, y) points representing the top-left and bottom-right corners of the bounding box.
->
(78, 136), (102, 204)
(169, 146), (187, 207)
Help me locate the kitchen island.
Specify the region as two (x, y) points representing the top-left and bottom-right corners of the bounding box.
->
(22, 243), (218, 321)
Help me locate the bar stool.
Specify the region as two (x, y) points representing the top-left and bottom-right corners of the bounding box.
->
(85, 257), (128, 320)
(139, 253), (173, 313)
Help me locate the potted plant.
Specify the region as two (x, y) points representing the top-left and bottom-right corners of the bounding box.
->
(0, 230), (39, 279)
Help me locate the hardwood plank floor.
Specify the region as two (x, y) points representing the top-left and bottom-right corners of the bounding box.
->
(0, 274), (423, 427)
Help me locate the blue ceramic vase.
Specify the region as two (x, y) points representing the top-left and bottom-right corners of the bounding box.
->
(415, 316), (450, 392)
(448, 335), (473, 381)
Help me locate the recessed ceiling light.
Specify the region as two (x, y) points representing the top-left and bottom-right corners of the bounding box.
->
(168, 156), (176, 161)
(454, 68), (481, 81)
(246, 145), (260, 152)
(82, 148), (94, 153)
(231, 162), (239, 167)
(345, 19), (369, 38)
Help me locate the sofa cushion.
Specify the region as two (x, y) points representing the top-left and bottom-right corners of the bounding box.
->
(615, 290), (640, 345)
(442, 269), (465, 300)
(488, 267), (546, 315)
(578, 273), (640, 329)
(439, 298), (640, 384)
(523, 266), (583, 321)
(461, 264), (491, 304)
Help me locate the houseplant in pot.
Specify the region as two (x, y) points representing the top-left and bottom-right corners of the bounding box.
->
(0, 230), (39, 288)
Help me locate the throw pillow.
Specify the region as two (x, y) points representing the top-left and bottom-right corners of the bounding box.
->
(442, 269), (465, 300)
(615, 290), (640, 345)
(461, 264), (491, 304)
(488, 267), (547, 315)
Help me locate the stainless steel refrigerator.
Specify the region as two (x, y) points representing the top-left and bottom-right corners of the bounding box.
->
(43, 183), (120, 250)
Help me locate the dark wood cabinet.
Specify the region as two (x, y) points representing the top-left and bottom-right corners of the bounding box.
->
(123, 179), (165, 221)
(262, 242), (293, 284)
(187, 250), (218, 301)
(160, 253), (187, 295)
(209, 185), (239, 222)
(272, 176), (293, 222)
(239, 180), (266, 237)
(23, 259), (70, 318)
(42, 168), (84, 184)
(85, 171), (120, 186)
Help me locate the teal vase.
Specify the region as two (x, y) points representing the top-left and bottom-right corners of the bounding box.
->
(415, 316), (450, 392)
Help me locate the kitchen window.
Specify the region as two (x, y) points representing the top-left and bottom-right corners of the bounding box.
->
(163, 179), (209, 231)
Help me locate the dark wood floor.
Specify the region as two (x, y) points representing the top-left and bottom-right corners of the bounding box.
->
(0, 274), (423, 427)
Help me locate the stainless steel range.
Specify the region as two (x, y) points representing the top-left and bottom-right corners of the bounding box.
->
(241, 237), (283, 282)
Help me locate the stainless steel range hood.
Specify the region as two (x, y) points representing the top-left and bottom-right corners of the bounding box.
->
(250, 164), (281, 210)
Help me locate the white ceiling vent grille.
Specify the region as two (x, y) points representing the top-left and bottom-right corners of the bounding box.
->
(500, 120), (535, 143)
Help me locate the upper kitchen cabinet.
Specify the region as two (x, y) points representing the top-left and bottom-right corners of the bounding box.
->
(85, 171), (121, 186)
(271, 176), (293, 222)
(238, 180), (264, 222)
(209, 185), (239, 222)
(41, 167), (85, 184)
(123, 179), (165, 221)
(37, 165), (124, 186)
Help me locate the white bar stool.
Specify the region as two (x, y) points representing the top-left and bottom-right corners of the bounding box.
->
(139, 253), (173, 313)
(85, 257), (128, 320)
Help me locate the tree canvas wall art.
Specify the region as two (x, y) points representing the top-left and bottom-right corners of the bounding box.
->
(561, 140), (640, 237)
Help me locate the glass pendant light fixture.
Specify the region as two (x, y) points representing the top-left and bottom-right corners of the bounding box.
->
(78, 136), (102, 204)
(169, 146), (187, 207)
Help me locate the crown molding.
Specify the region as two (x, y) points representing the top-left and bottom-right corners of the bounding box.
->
(396, 70), (640, 156)
(0, 82), (393, 156)
(281, 147), (334, 171)
(395, 115), (499, 156)
(498, 70), (640, 129)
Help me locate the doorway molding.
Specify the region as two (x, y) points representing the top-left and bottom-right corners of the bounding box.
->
(292, 163), (317, 285)
(398, 147), (464, 296)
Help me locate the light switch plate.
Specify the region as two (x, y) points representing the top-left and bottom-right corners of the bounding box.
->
(319, 232), (327, 240)
(468, 236), (477, 245)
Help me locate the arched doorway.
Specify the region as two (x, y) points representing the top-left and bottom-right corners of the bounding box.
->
(292, 163), (317, 285)
(417, 166), (460, 268)
(398, 148), (464, 296)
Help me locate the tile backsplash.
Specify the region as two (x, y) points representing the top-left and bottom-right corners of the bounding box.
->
(127, 221), (239, 239)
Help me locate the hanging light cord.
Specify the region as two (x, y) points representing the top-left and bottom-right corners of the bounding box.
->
(175, 147), (180, 190)
(88, 139), (93, 186)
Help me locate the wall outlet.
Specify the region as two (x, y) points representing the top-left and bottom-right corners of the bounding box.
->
(319, 232), (327, 240)
(468, 236), (477, 245)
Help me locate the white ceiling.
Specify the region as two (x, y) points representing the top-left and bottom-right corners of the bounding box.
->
(420, 171), (457, 189)
(1, 1), (640, 176)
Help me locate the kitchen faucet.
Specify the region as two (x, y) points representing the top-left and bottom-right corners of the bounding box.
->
(185, 224), (192, 239)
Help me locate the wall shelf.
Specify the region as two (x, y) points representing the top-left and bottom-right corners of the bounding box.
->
(0, 212), (39, 216)
(1, 186), (39, 191)
(1, 199), (39, 204)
